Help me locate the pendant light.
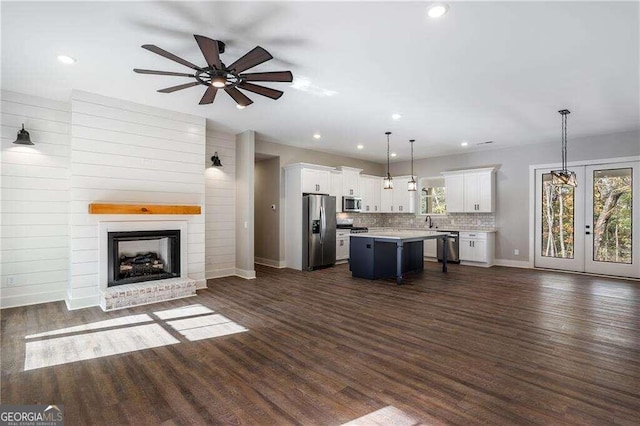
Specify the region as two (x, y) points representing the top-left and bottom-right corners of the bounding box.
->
(383, 131), (393, 189)
(408, 139), (417, 191)
(13, 124), (34, 145)
(551, 109), (577, 187)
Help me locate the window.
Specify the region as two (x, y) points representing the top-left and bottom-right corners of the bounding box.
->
(420, 177), (446, 215)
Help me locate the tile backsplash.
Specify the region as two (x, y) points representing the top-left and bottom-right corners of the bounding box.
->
(338, 212), (496, 231)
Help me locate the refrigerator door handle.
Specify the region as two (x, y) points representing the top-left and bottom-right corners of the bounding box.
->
(320, 204), (325, 244)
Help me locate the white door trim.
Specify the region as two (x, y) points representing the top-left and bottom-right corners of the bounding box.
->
(528, 155), (640, 274)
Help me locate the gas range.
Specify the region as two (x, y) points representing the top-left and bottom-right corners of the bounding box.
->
(350, 227), (369, 234)
(337, 219), (369, 234)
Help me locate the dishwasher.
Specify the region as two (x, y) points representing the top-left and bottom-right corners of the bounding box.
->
(437, 230), (460, 263)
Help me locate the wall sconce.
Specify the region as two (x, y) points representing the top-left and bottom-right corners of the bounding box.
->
(211, 152), (223, 167)
(13, 124), (34, 145)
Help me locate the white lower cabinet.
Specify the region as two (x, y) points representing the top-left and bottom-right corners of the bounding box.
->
(336, 230), (350, 261)
(459, 232), (494, 266)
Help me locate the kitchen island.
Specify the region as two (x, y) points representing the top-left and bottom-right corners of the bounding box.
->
(349, 231), (450, 285)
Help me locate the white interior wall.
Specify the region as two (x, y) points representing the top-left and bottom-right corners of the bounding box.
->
(1, 91), (71, 308)
(67, 90), (207, 309)
(205, 125), (237, 279)
(235, 131), (255, 278)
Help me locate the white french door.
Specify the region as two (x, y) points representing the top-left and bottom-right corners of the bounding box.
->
(534, 160), (639, 278)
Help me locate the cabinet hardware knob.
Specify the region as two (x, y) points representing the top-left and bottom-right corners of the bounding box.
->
(141, 207), (148, 212)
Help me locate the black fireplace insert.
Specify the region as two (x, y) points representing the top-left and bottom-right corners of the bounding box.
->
(108, 230), (180, 287)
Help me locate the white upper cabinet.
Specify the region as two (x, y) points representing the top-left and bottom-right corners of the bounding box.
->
(330, 171), (343, 211)
(338, 167), (362, 197)
(444, 173), (465, 212)
(392, 176), (416, 213)
(381, 185), (394, 212)
(443, 168), (496, 213)
(301, 168), (331, 194)
(360, 175), (382, 213)
(379, 176), (415, 213)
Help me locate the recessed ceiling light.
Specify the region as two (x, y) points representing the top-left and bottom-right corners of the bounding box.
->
(461, 142), (469, 147)
(357, 144), (364, 150)
(427, 4), (449, 19)
(313, 133), (321, 139)
(391, 152), (397, 157)
(57, 55), (77, 65)
(391, 113), (402, 120)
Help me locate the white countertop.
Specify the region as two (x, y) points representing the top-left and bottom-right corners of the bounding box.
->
(368, 227), (497, 233)
(350, 230), (450, 240)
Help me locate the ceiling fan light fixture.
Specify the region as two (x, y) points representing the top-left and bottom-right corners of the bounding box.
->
(236, 104), (246, 109)
(211, 76), (226, 88)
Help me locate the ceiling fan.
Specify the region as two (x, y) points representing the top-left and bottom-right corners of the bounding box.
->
(134, 34), (293, 108)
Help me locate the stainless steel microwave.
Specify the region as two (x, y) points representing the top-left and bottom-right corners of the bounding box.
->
(342, 196), (362, 212)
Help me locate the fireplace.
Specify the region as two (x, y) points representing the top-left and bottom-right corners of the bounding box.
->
(108, 230), (180, 287)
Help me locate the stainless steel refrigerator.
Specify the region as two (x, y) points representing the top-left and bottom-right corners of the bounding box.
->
(302, 194), (337, 270)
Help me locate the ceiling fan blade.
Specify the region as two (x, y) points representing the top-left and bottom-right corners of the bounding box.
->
(224, 87), (254, 107)
(157, 81), (201, 93)
(199, 86), (218, 105)
(238, 82), (283, 100)
(134, 68), (195, 77)
(227, 46), (273, 73)
(240, 71), (293, 82)
(194, 35), (222, 69)
(142, 44), (202, 71)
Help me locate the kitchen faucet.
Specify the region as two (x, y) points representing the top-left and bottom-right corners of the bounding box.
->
(425, 215), (433, 228)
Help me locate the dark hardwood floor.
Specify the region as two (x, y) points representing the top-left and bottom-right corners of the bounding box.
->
(2, 263), (639, 425)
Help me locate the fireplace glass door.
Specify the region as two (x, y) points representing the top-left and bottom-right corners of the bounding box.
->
(108, 230), (180, 286)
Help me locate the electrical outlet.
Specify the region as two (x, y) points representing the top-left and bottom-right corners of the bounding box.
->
(7, 276), (17, 287)
(514, 249), (520, 256)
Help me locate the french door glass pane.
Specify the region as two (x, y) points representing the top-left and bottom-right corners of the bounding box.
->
(541, 173), (575, 258)
(592, 168), (633, 264)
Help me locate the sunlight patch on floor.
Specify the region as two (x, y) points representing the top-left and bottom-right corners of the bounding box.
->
(25, 314), (153, 339)
(24, 324), (179, 371)
(167, 313), (248, 341)
(153, 304), (214, 320)
(341, 406), (420, 426)
(23, 304), (248, 370)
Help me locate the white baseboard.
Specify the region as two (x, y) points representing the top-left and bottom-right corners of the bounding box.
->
(459, 260), (493, 268)
(494, 259), (532, 269)
(206, 268), (237, 279)
(235, 268), (256, 279)
(65, 294), (101, 311)
(255, 257), (286, 268)
(0, 290), (66, 310)
(195, 278), (207, 289)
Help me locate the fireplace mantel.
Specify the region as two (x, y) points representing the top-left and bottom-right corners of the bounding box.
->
(89, 203), (201, 215)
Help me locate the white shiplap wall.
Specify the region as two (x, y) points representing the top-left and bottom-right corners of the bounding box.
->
(1, 91), (70, 308)
(67, 90), (206, 309)
(205, 125), (236, 278)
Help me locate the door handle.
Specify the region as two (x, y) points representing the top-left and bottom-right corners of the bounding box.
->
(586, 232), (591, 235)
(319, 205), (325, 243)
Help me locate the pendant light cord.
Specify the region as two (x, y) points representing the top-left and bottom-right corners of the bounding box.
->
(410, 140), (414, 178)
(386, 132), (391, 178)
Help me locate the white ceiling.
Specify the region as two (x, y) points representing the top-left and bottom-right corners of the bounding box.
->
(2, 1), (638, 163)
